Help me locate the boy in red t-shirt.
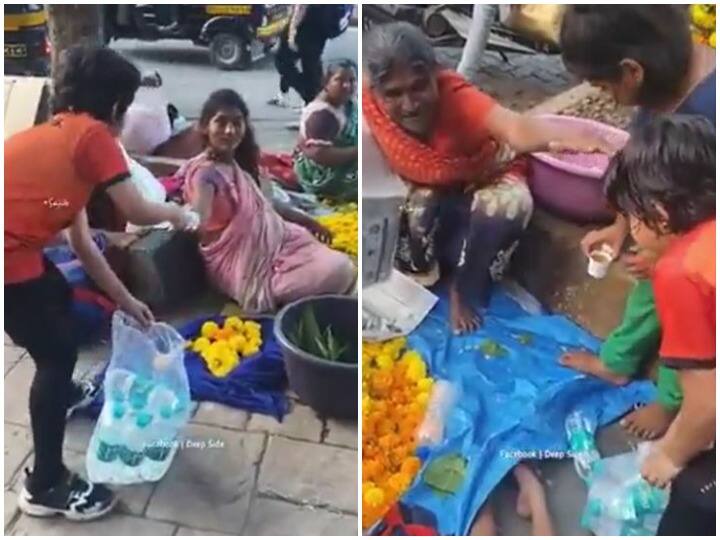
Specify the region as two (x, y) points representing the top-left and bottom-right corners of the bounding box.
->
(5, 45), (192, 522)
(605, 114), (715, 535)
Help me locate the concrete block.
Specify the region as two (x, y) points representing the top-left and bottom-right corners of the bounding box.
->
(144, 424), (262, 534)
(259, 437), (357, 513)
(244, 498), (357, 536)
(247, 404), (323, 443)
(4, 424), (32, 489)
(324, 419), (357, 449)
(191, 402), (249, 431)
(9, 513), (176, 536)
(5, 490), (18, 529)
(125, 230), (206, 312)
(4, 346), (26, 375)
(4, 361), (34, 427)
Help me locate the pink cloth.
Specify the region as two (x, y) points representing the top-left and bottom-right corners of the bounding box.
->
(181, 153), (353, 313)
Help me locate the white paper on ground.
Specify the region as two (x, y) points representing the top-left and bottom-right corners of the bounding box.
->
(362, 269), (438, 341)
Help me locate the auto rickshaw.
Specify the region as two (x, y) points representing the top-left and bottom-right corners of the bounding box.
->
(103, 5), (291, 70)
(4, 4), (50, 77)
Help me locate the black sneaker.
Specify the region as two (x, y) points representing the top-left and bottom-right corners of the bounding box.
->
(18, 469), (117, 521)
(66, 379), (101, 419)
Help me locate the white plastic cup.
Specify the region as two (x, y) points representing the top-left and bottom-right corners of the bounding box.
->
(587, 245), (614, 279)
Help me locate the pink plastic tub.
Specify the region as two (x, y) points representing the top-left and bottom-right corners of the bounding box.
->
(529, 115), (630, 224)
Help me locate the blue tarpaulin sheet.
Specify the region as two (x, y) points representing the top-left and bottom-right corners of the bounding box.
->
(83, 316), (290, 421)
(395, 288), (655, 535)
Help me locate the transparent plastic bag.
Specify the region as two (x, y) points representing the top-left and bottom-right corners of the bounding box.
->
(87, 312), (191, 484)
(581, 443), (670, 535)
(417, 381), (458, 447)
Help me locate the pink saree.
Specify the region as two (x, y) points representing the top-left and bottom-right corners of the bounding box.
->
(181, 153), (353, 314)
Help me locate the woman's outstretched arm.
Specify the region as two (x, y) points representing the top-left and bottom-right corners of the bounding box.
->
(484, 105), (618, 155)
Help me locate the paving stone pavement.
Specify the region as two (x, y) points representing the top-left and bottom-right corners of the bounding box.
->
(436, 46), (574, 111)
(4, 338), (358, 536)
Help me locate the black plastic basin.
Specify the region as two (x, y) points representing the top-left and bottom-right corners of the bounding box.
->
(274, 295), (357, 419)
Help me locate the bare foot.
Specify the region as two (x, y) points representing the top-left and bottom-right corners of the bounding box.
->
(450, 285), (482, 334)
(621, 402), (677, 440)
(513, 464), (544, 519)
(560, 351), (630, 385)
(513, 464), (554, 536)
(469, 504), (496, 536)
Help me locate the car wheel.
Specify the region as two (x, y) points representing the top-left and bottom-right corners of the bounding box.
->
(210, 32), (245, 70)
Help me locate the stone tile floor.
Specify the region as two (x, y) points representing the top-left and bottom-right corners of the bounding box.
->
(4, 333), (358, 536)
(436, 45), (574, 111)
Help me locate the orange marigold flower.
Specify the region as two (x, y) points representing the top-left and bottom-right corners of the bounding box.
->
(400, 456), (422, 477)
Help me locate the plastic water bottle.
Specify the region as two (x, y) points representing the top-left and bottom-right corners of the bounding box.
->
(118, 412), (151, 472)
(128, 375), (154, 411)
(565, 411), (601, 482)
(87, 402), (126, 482)
(106, 368), (135, 404)
(142, 385), (181, 480)
(417, 381), (457, 446)
(629, 480), (669, 515)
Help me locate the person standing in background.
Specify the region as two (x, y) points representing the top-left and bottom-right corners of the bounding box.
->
(269, 5), (353, 107)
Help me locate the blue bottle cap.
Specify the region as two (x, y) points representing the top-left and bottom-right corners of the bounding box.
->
(160, 405), (174, 419)
(136, 412), (153, 428)
(112, 402), (126, 419)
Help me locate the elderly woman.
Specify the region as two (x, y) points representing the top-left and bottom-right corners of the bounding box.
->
(363, 22), (611, 333)
(294, 59), (358, 202)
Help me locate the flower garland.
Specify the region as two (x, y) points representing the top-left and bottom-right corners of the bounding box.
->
(187, 317), (263, 377)
(316, 203), (358, 258)
(362, 337), (433, 528)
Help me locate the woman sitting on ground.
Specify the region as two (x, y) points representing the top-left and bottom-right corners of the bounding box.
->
(363, 22), (612, 334)
(294, 59), (358, 202)
(182, 89), (355, 313)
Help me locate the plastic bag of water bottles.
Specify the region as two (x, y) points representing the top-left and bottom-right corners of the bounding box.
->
(581, 442), (669, 536)
(565, 410), (602, 483)
(87, 311), (191, 484)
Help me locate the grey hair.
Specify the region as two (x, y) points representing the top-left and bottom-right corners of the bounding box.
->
(363, 22), (437, 87)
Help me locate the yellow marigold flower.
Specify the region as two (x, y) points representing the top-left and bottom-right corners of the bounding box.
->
(200, 321), (220, 339)
(375, 354), (393, 371)
(362, 395), (372, 415)
(224, 316), (243, 332)
(406, 359), (427, 382)
(229, 335), (246, 352)
(400, 350), (422, 365)
(417, 377), (433, 392)
(192, 337), (211, 354)
(363, 486), (385, 507)
(362, 339), (433, 526)
(415, 391), (430, 407)
(244, 320), (262, 332)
